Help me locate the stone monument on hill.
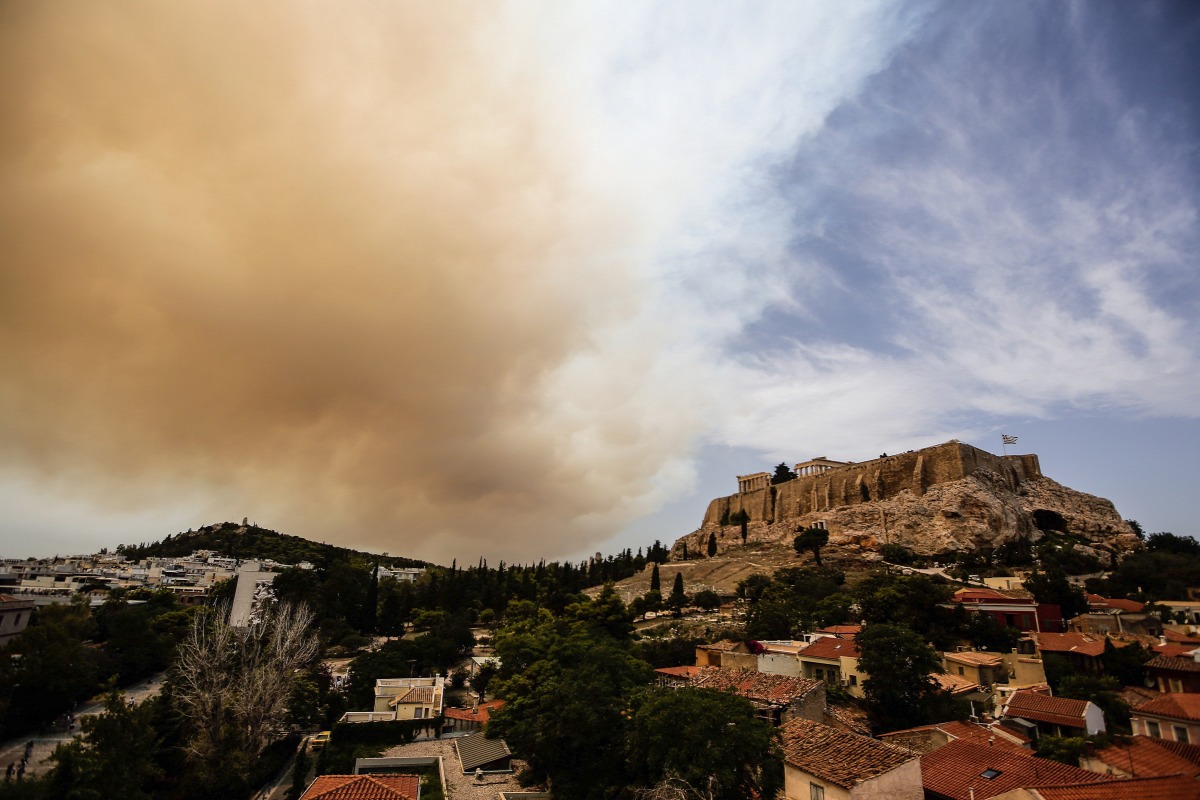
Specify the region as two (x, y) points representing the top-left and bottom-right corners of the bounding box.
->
(673, 440), (1137, 559)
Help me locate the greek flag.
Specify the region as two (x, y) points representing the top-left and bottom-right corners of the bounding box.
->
(1001, 434), (1018, 445)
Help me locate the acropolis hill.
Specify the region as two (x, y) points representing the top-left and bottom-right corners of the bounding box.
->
(671, 440), (1139, 559)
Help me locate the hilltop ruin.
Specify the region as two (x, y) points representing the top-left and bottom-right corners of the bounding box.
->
(672, 440), (1138, 559)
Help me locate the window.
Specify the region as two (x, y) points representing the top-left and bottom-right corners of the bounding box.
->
(981, 769), (1002, 780)
(849, 675), (857, 686)
(1147, 721), (1161, 738)
(1174, 726), (1190, 743)
(958, 667), (965, 676)
(1172, 679), (1185, 693)
(809, 783), (824, 800)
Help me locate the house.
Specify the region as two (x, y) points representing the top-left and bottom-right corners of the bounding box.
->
(695, 639), (756, 669)
(1028, 632), (1132, 675)
(781, 717), (923, 800)
(1069, 595), (1162, 638)
(880, 719), (1030, 755)
(1147, 651), (1200, 693)
(443, 700), (503, 733)
(654, 665), (704, 687)
(0, 594), (35, 645)
(339, 677), (445, 723)
(797, 635), (861, 694)
(1081, 734), (1200, 779)
(951, 588), (1062, 632)
(299, 774), (420, 800)
(999, 689), (1105, 739)
(920, 739), (1107, 800)
(689, 667), (825, 726)
(454, 732), (513, 773)
(758, 640), (806, 676)
(987, 775), (1200, 800)
(1132, 693), (1200, 744)
(944, 650), (1006, 688)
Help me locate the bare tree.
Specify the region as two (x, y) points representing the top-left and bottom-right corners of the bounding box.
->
(634, 772), (720, 800)
(174, 601), (319, 772)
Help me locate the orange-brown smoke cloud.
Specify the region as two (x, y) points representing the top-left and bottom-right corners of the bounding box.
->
(0, 1), (683, 562)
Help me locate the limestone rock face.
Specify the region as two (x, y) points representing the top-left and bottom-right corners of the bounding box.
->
(671, 443), (1135, 560)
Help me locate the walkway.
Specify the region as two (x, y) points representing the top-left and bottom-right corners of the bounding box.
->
(0, 672), (165, 779)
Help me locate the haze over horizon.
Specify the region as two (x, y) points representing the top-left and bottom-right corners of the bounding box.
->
(2, 1), (1198, 564)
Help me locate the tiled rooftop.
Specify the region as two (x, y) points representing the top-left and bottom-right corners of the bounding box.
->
(699, 639), (745, 652)
(781, 717), (917, 789)
(920, 738), (1105, 800)
(1086, 594), (1146, 613)
(300, 775), (420, 800)
(1031, 775), (1200, 800)
(1003, 690), (1091, 728)
(1032, 632), (1133, 658)
(880, 719), (1025, 751)
(444, 700), (503, 725)
(945, 651), (1004, 668)
(1135, 692), (1200, 722)
(1148, 655), (1200, 674)
(799, 636), (859, 660)
(934, 673), (981, 695)
(691, 667), (822, 705)
(1090, 734), (1200, 780)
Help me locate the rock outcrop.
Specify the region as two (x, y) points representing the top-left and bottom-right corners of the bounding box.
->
(672, 441), (1137, 560)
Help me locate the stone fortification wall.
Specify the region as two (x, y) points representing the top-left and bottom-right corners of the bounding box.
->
(677, 441), (1134, 558)
(702, 441), (1040, 527)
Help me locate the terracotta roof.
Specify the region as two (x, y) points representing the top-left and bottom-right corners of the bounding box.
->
(1003, 690), (1091, 728)
(954, 588), (1036, 604)
(443, 700), (503, 725)
(920, 739), (1105, 800)
(822, 703), (872, 736)
(300, 775), (420, 800)
(1120, 686), (1163, 708)
(1090, 735), (1200, 780)
(1164, 630), (1200, 645)
(934, 673), (982, 696)
(799, 636), (860, 660)
(655, 666), (704, 680)
(1086, 594), (1146, 613)
(389, 686), (436, 707)
(1135, 693), (1200, 722)
(946, 651), (1004, 668)
(699, 639), (745, 652)
(1030, 775), (1200, 800)
(455, 731), (512, 772)
(880, 720), (1025, 751)
(1033, 633), (1126, 658)
(1154, 644), (1200, 658)
(1148, 655), (1200, 674)
(818, 624), (863, 636)
(691, 667), (822, 705)
(781, 717), (917, 789)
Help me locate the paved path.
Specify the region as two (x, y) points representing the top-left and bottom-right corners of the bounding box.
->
(0, 672), (165, 779)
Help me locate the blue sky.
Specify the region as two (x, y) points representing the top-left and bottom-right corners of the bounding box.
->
(0, 1), (1197, 563)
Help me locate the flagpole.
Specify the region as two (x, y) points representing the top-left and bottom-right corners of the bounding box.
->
(1002, 435), (1008, 456)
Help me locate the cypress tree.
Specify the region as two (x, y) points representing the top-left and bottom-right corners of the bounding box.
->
(707, 532), (718, 558)
(650, 562), (661, 593)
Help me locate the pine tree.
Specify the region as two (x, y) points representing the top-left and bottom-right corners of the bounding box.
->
(650, 562), (661, 593)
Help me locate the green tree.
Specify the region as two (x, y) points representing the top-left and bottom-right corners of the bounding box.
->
(692, 590), (721, 611)
(489, 598), (652, 800)
(45, 688), (161, 800)
(625, 687), (782, 800)
(669, 572), (686, 611)
(1025, 566), (1088, 621)
(857, 623), (953, 733)
(650, 563), (661, 593)
(770, 463), (797, 484)
(794, 527), (829, 567)
(707, 533), (718, 558)
(1036, 735), (1090, 766)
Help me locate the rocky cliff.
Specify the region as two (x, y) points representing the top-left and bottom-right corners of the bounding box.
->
(671, 442), (1138, 560)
